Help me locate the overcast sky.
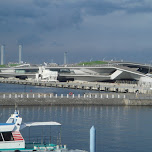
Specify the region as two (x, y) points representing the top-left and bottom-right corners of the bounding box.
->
(1, 0), (152, 64)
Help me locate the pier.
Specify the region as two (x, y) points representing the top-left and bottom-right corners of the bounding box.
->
(1, 78), (152, 106)
(0, 78), (152, 94)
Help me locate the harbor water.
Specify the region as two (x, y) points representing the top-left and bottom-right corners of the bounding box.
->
(0, 83), (152, 152)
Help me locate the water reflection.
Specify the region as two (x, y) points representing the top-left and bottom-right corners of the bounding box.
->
(0, 106), (152, 152)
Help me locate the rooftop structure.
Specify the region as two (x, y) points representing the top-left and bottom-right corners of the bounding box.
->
(0, 61), (152, 84)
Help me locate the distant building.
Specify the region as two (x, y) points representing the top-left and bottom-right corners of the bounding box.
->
(0, 61), (152, 84)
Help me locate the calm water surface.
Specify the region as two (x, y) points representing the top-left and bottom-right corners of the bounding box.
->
(0, 84), (152, 152)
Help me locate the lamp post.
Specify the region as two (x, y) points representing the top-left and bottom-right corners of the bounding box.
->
(149, 60), (152, 73)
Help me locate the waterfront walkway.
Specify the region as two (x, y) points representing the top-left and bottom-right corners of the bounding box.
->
(0, 78), (152, 94)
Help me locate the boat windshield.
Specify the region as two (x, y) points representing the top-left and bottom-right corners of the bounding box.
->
(6, 118), (14, 123)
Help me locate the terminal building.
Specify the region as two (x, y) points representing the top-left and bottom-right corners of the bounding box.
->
(0, 62), (152, 84)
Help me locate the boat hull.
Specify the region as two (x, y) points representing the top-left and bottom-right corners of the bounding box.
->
(0, 141), (25, 149)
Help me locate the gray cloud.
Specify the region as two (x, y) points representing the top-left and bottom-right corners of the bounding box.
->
(0, 0), (152, 34)
(1, 0), (152, 64)
(82, 0), (152, 16)
(17, 35), (42, 45)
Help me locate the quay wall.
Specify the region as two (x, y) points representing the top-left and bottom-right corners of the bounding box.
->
(0, 93), (152, 106)
(0, 78), (152, 94)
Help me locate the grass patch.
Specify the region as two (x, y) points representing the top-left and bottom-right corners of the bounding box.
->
(8, 64), (20, 67)
(78, 61), (107, 66)
(0, 65), (7, 68)
(0, 64), (20, 68)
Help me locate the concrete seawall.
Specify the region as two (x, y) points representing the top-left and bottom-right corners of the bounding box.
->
(1, 78), (152, 94)
(0, 98), (152, 106)
(0, 93), (152, 106)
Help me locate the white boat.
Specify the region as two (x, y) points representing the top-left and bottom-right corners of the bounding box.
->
(0, 109), (87, 151)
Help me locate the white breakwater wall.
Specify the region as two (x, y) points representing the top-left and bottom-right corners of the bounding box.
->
(0, 93), (152, 106)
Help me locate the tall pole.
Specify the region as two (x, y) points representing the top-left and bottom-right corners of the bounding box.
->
(64, 52), (67, 65)
(19, 45), (22, 64)
(1, 45), (4, 65)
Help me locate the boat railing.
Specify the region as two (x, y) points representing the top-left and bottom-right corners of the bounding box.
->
(24, 135), (61, 145)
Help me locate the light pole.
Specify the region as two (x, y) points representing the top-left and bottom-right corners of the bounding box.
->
(149, 60), (152, 73)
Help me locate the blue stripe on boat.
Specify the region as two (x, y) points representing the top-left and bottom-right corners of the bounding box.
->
(0, 123), (15, 125)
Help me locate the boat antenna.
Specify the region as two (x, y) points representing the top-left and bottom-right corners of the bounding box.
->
(14, 103), (19, 114)
(15, 103), (17, 110)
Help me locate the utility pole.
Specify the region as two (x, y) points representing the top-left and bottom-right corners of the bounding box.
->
(1, 45), (4, 65)
(19, 45), (22, 64)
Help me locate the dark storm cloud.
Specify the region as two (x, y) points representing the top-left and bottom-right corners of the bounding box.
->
(0, 0), (152, 35)
(0, 1), (40, 18)
(1, 0), (152, 31)
(0, 0), (84, 45)
(1, 0), (152, 63)
(0, 0), (83, 31)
